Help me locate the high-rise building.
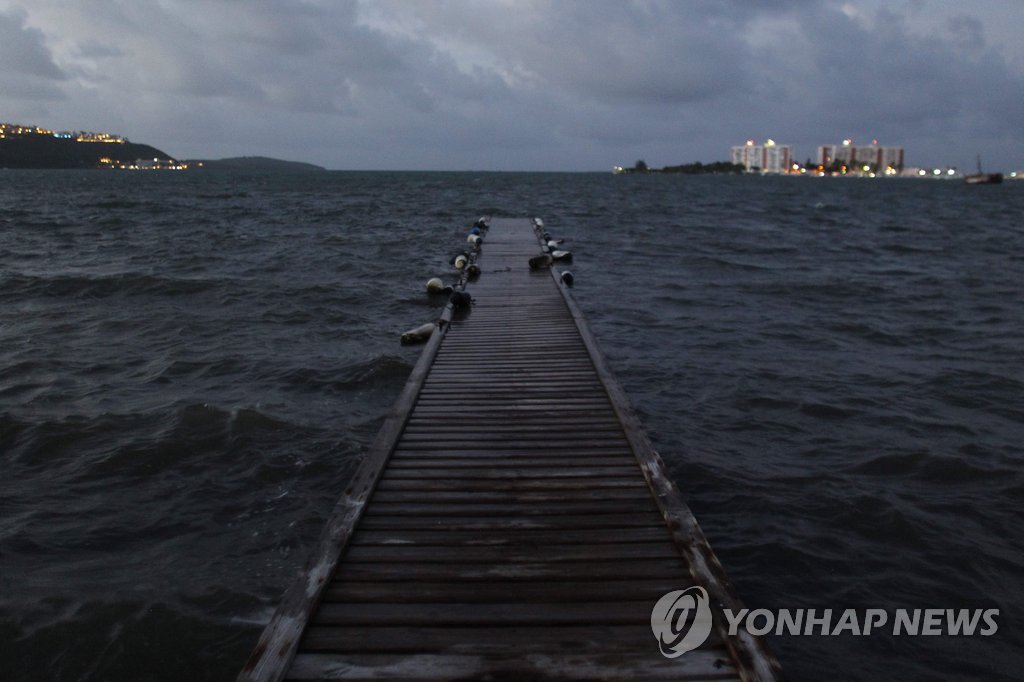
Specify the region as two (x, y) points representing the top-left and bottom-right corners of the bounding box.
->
(731, 139), (793, 174)
(818, 140), (904, 173)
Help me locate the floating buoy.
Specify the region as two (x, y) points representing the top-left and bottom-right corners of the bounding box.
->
(529, 254), (553, 269)
(467, 234), (482, 247)
(400, 322), (435, 345)
(449, 290), (472, 309)
(470, 226), (481, 236)
(551, 250), (573, 262)
(426, 277), (447, 294)
(454, 254), (468, 269)
(547, 239), (563, 248)
(542, 232), (552, 241)
(466, 263), (481, 279)
(476, 217), (488, 229)
(561, 271), (574, 286)
(534, 217), (544, 228)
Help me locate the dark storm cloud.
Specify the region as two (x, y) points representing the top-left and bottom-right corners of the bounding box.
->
(0, 7), (67, 101)
(749, 5), (1024, 161)
(384, 0), (759, 108)
(3, 1), (1022, 169)
(127, 1), (447, 115)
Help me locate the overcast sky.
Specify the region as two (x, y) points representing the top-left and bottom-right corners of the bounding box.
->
(2, 0), (1022, 171)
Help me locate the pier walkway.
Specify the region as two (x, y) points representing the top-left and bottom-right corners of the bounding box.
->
(240, 218), (779, 681)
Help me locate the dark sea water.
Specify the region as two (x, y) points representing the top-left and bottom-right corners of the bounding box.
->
(1, 170), (1021, 681)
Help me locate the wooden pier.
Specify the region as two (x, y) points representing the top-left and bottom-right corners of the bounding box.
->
(240, 218), (780, 681)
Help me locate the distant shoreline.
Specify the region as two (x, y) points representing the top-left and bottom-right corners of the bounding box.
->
(185, 156), (325, 172)
(1, 123), (325, 172)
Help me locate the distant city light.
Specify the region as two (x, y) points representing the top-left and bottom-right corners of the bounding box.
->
(729, 137), (913, 178)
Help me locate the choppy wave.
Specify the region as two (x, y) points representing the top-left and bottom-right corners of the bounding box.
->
(1, 171), (1022, 681)
(0, 272), (220, 299)
(558, 174), (1024, 681)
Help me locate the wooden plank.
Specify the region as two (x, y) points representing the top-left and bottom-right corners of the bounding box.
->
(340, 541), (680, 564)
(440, 335), (584, 344)
(330, 558), (688, 582)
(373, 478), (647, 492)
(410, 400), (613, 409)
(389, 435), (623, 446)
(387, 455), (632, 465)
(358, 507), (663, 528)
(359, 508), (663, 522)
(420, 375), (602, 383)
(389, 448), (635, 458)
(286, 651), (740, 681)
(416, 387), (609, 397)
(322, 578), (689, 604)
(381, 466), (639, 478)
(385, 457), (635, 469)
(395, 431), (628, 441)
(417, 384), (604, 392)
(385, 442), (631, 454)
(365, 489), (653, 504)
(394, 436), (628, 446)
(400, 421), (624, 429)
(407, 405), (617, 415)
(406, 400), (607, 409)
(299, 625), (666, 652)
(347, 526), (672, 546)
(427, 359), (595, 368)
(311, 600), (662, 626)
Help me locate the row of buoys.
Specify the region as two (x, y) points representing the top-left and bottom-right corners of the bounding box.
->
(531, 216), (574, 286)
(403, 217), (488, 344)
(461, 217), (486, 281)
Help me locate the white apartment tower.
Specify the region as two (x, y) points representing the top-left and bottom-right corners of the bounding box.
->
(818, 140), (904, 172)
(731, 139), (794, 174)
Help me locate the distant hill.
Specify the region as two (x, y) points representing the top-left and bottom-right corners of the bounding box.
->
(1, 122), (323, 171)
(0, 133), (173, 169)
(187, 156), (325, 172)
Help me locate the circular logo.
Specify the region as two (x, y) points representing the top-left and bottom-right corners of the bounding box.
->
(651, 587), (714, 658)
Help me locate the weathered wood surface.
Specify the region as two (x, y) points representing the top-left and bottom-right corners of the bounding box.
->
(240, 218), (780, 681)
